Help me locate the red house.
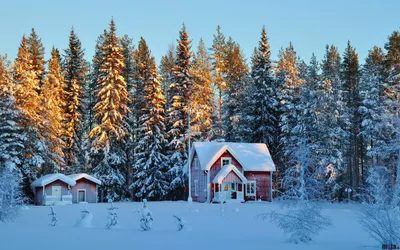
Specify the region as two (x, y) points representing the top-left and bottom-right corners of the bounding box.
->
(189, 142), (276, 203)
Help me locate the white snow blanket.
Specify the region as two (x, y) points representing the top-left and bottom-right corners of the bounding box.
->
(31, 173), (76, 187)
(68, 173), (102, 185)
(191, 142), (276, 171)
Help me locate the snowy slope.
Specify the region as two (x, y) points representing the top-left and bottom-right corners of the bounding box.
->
(0, 202), (376, 250)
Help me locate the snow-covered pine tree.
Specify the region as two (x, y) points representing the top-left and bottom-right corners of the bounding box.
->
(139, 199), (153, 231)
(63, 28), (88, 173)
(359, 47), (394, 170)
(120, 34), (135, 198)
(383, 30), (400, 206)
(247, 27), (277, 145)
(166, 25), (192, 200)
(12, 36), (45, 201)
(131, 58), (169, 200)
(341, 41), (362, 191)
(191, 38), (214, 141)
(89, 19), (129, 201)
(275, 43), (305, 184)
(159, 44), (176, 110)
(27, 28), (46, 91)
(210, 26), (227, 140)
(40, 47), (66, 173)
(0, 167), (23, 223)
(223, 38), (249, 142)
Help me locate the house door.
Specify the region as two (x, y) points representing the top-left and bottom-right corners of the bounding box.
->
(78, 190), (86, 202)
(223, 182), (231, 200)
(52, 186), (62, 201)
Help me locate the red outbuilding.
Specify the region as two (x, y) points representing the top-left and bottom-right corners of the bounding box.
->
(189, 142), (276, 203)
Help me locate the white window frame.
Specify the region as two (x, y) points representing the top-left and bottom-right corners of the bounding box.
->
(246, 181), (256, 196)
(194, 157), (200, 169)
(221, 157), (232, 166)
(77, 189), (86, 202)
(194, 180), (199, 197)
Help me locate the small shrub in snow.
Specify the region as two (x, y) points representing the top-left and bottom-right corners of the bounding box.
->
(261, 201), (332, 244)
(173, 215), (186, 231)
(140, 199), (153, 231)
(106, 201), (118, 229)
(0, 168), (23, 223)
(74, 205), (93, 228)
(49, 206), (57, 226)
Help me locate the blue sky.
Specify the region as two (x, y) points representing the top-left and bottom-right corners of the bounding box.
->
(1, 0), (398, 65)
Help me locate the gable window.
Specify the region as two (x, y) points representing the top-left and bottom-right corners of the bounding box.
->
(194, 157), (200, 169)
(221, 157), (231, 166)
(194, 180), (199, 197)
(246, 181), (256, 196)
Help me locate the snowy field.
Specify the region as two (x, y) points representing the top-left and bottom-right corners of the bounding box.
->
(0, 201), (378, 250)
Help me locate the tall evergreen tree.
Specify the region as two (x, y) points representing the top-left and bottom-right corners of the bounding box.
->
(191, 38), (214, 141)
(63, 28), (88, 172)
(159, 44), (176, 109)
(223, 39), (249, 142)
(41, 47), (66, 173)
(131, 58), (169, 200)
(166, 25), (192, 199)
(247, 27), (277, 145)
(341, 41), (362, 190)
(89, 19), (130, 201)
(27, 28), (46, 90)
(210, 26), (227, 140)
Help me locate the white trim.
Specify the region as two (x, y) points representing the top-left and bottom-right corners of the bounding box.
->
(221, 157), (232, 167)
(68, 174), (102, 185)
(194, 180), (199, 197)
(77, 189), (87, 202)
(270, 172), (273, 201)
(206, 171), (211, 203)
(212, 164), (248, 184)
(246, 181), (256, 196)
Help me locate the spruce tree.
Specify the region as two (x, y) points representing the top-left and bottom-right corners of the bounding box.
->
(41, 47), (66, 173)
(247, 27), (277, 145)
(131, 58), (169, 200)
(210, 26), (227, 140)
(191, 38), (214, 141)
(89, 19), (130, 201)
(27, 28), (46, 90)
(341, 41), (362, 190)
(63, 28), (88, 172)
(223, 39), (249, 142)
(166, 25), (192, 199)
(159, 44), (176, 109)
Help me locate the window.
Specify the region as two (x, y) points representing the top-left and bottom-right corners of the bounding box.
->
(194, 157), (200, 169)
(221, 157), (231, 166)
(246, 181), (256, 196)
(194, 180), (199, 197)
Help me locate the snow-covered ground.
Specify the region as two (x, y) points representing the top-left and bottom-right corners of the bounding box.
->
(0, 201), (377, 250)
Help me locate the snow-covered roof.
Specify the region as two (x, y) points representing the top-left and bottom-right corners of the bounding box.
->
(212, 164), (248, 184)
(31, 173), (76, 187)
(191, 142), (276, 172)
(68, 173), (102, 185)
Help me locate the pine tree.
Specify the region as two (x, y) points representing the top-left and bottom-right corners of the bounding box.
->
(0, 57), (26, 174)
(89, 19), (129, 201)
(166, 25), (192, 199)
(247, 27), (277, 145)
(27, 28), (46, 91)
(41, 47), (66, 173)
(223, 39), (249, 142)
(131, 58), (169, 200)
(63, 28), (88, 172)
(159, 44), (176, 109)
(210, 26), (227, 140)
(341, 41), (362, 191)
(191, 38), (214, 141)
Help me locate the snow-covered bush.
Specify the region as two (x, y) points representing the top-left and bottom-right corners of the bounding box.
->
(358, 166), (400, 245)
(49, 206), (57, 226)
(0, 168), (23, 223)
(74, 205), (93, 228)
(140, 199), (153, 231)
(173, 215), (186, 231)
(106, 201), (118, 229)
(262, 201), (332, 244)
